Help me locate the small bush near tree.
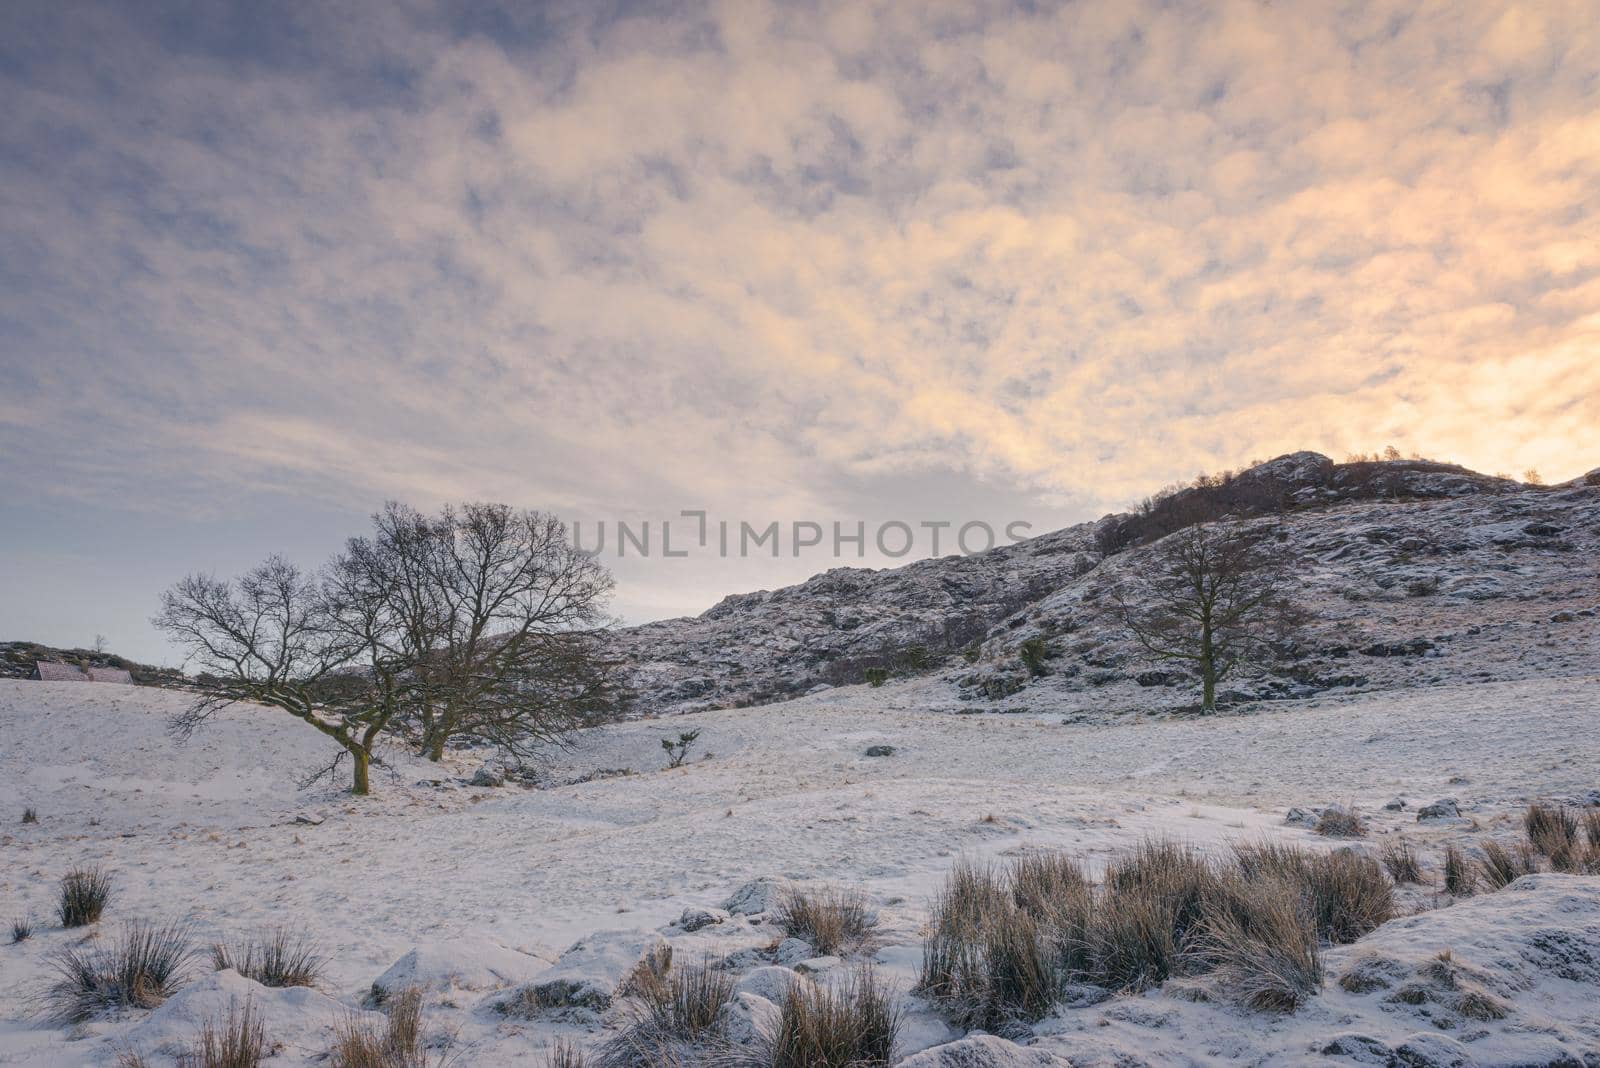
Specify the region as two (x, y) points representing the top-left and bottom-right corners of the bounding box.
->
(863, 668), (888, 688)
(1018, 638), (1048, 678)
(661, 730), (702, 769)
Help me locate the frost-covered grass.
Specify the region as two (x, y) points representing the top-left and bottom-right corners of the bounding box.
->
(2, 677), (1599, 1065)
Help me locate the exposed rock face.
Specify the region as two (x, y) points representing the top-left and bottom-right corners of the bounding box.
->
(607, 454), (1599, 718)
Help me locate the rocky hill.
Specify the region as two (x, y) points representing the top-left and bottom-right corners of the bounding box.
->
(612, 453), (1600, 717)
(0, 640), (185, 686)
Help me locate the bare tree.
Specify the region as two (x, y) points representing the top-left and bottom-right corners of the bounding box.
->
(1112, 523), (1305, 712)
(377, 502), (618, 762)
(154, 556), (392, 795)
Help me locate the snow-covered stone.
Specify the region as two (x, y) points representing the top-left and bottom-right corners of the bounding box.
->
(1284, 806), (1321, 827)
(731, 965), (813, 1005)
(864, 744), (896, 757)
(774, 937), (813, 964)
(119, 970), (369, 1061)
(719, 991), (778, 1045)
(520, 929), (671, 1010)
(1416, 798), (1460, 820)
(723, 876), (788, 916)
(470, 764), (505, 787)
(673, 906), (728, 932)
(791, 954), (842, 975)
(372, 936), (551, 999)
(896, 1035), (1069, 1067)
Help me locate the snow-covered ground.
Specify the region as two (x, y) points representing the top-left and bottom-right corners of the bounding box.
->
(4, 675), (1599, 1065)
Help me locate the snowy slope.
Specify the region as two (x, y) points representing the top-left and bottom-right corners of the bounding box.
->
(3, 675), (1599, 1065)
(611, 455), (1600, 717)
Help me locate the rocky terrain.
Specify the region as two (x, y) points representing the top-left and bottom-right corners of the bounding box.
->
(613, 454), (1600, 717)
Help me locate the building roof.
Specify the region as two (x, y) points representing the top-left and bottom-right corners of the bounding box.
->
(35, 661), (90, 682)
(87, 666), (134, 684)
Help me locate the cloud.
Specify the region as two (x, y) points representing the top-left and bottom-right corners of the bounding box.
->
(2, 0), (1598, 546)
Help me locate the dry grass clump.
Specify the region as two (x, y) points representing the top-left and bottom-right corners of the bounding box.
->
(598, 957), (735, 1067)
(1188, 875), (1322, 1011)
(1443, 845), (1476, 896)
(1524, 804), (1578, 857)
(44, 919), (198, 1023)
(920, 838), (1394, 1026)
(1380, 838), (1422, 884)
(766, 966), (899, 1068)
(546, 1039), (586, 1068)
(329, 986), (438, 1068)
(1314, 806), (1366, 839)
(212, 928), (326, 988)
(1478, 840), (1538, 890)
(174, 997), (268, 1068)
(10, 917), (33, 944)
(22, 807), (38, 824)
(1583, 809), (1600, 851)
(774, 886), (874, 956)
(58, 866), (112, 927)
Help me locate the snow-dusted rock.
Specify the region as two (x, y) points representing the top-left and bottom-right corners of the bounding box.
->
(732, 965), (813, 1005)
(673, 906), (728, 932)
(372, 936), (551, 1000)
(723, 876), (788, 916)
(895, 1035), (1069, 1067)
(719, 991), (778, 1045)
(471, 764), (505, 787)
(1284, 806), (1321, 827)
(119, 970), (369, 1060)
(774, 937), (813, 964)
(1416, 798), (1460, 820)
(864, 744), (896, 757)
(521, 928), (671, 1010)
(792, 955), (842, 975)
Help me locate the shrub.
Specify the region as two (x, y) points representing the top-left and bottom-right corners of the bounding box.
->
(175, 997), (268, 1068)
(1189, 875), (1322, 1011)
(212, 928), (326, 988)
(1018, 638), (1048, 678)
(863, 668), (888, 688)
(598, 957), (733, 1067)
(1443, 845), (1476, 896)
(767, 966), (899, 1068)
(1479, 840), (1537, 889)
(547, 1040), (585, 1068)
(330, 986), (433, 1068)
(58, 866), (112, 927)
(1314, 807), (1365, 839)
(661, 730), (701, 769)
(44, 919), (198, 1023)
(1524, 804), (1577, 857)
(11, 917), (33, 944)
(775, 886), (874, 956)
(1380, 838), (1422, 883)
(22, 807), (38, 824)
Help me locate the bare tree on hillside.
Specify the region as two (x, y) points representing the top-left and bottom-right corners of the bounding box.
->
(1112, 523), (1306, 712)
(154, 556), (393, 795)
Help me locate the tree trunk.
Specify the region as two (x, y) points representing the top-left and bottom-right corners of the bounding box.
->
(1200, 620), (1217, 712)
(351, 747), (371, 795)
(427, 737), (445, 762)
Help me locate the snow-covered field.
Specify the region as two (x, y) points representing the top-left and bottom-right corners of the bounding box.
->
(3, 675), (1599, 1065)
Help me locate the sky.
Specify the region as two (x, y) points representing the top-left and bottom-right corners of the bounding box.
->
(2, 0), (1598, 665)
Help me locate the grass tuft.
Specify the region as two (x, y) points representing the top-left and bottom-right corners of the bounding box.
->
(1443, 845), (1476, 896)
(774, 886), (874, 957)
(1314, 807), (1366, 839)
(174, 997), (268, 1068)
(11, 917), (33, 944)
(22, 807), (38, 824)
(329, 986), (441, 1068)
(598, 956), (734, 1067)
(1380, 838), (1422, 884)
(58, 866), (112, 928)
(1189, 875), (1322, 1011)
(767, 966), (899, 1068)
(43, 919), (198, 1023)
(1479, 840), (1538, 889)
(212, 928), (326, 988)
(1524, 804), (1578, 857)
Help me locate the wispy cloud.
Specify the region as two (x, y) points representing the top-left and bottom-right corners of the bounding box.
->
(3, 0), (1597, 535)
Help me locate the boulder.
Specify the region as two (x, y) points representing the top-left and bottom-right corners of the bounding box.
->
(774, 937), (813, 965)
(723, 877), (788, 916)
(1390, 1033), (1473, 1067)
(1416, 798), (1460, 821)
(895, 1035), (1070, 1067)
(864, 744), (896, 757)
(732, 965), (814, 1005)
(1284, 806), (1321, 827)
(522, 929), (671, 1010)
(674, 906), (728, 933)
(471, 764), (505, 787)
(372, 937), (550, 1000)
(792, 955), (842, 975)
(719, 991), (778, 1045)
